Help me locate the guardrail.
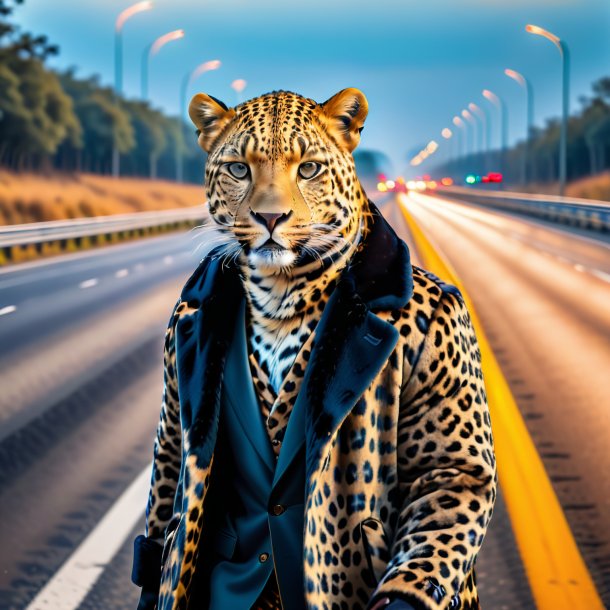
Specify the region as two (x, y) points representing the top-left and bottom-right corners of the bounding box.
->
(437, 186), (610, 234)
(0, 207), (207, 266)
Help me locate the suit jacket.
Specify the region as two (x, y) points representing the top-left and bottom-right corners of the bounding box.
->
(196, 296), (308, 610)
(131, 201), (497, 610)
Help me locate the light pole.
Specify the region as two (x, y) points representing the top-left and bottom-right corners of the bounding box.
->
(452, 116), (466, 173)
(483, 89), (508, 176)
(526, 24), (569, 196)
(141, 29), (185, 101)
(468, 103), (487, 152)
(462, 108), (478, 156)
(441, 127), (453, 164)
(505, 68), (534, 185)
(231, 79), (247, 105)
(178, 59), (221, 182)
(469, 102), (488, 173)
(113, 1), (153, 177)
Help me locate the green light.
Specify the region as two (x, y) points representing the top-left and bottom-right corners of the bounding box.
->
(465, 174), (476, 184)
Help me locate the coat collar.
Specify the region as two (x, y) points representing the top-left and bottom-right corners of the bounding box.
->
(179, 200), (413, 313)
(175, 200), (414, 479)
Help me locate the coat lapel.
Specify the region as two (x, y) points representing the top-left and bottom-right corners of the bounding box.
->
(274, 201), (414, 489)
(174, 201), (414, 493)
(174, 254), (243, 469)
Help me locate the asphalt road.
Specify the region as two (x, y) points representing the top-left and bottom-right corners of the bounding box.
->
(394, 191), (610, 606)
(0, 231), (207, 609)
(0, 197), (608, 609)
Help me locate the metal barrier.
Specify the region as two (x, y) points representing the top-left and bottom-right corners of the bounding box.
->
(437, 186), (610, 234)
(0, 207), (207, 266)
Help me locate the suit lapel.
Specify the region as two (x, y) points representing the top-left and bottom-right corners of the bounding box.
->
(224, 298), (276, 473)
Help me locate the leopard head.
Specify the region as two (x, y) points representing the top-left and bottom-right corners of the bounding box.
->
(188, 88), (371, 275)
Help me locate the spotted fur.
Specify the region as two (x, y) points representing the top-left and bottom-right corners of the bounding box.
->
(135, 88), (497, 610)
(189, 89), (371, 396)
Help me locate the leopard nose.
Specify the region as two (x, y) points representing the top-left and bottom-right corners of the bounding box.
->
(251, 210), (292, 234)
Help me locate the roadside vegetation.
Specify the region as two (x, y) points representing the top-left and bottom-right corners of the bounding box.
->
(0, 170), (204, 225)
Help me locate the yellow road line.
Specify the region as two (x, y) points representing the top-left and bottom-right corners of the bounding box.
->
(397, 193), (604, 610)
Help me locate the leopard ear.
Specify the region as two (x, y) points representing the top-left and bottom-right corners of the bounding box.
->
(320, 88), (368, 152)
(188, 93), (236, 152)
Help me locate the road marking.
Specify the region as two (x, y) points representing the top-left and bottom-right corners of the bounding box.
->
(590, 269), (610, 283)
(115, 268), (129, 278)
(0, 305), (16, 316)
(79, 278), (98, 289)
(163, 255), (173, 264)
(398, 193), (605, 609)
(25, 464), (151, 610)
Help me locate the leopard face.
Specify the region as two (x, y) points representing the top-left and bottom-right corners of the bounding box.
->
(188, 89), (371, 275)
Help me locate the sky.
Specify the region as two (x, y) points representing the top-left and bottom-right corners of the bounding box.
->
(13, 0), (610, 177)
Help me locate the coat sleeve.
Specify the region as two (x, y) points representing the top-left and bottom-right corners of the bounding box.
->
(369, 286), (497, 610)
(131, 298), (183, 609)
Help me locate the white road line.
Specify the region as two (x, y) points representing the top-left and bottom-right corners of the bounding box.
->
(0, 305), (17, 316)
(115, 268), (129, 278)
(163, 255), (173, 264)
(79, 278), (99, 289)
(25, 464), (151, 610)
(590, 269), (610, 283)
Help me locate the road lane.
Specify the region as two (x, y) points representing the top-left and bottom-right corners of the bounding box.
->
(378, 199), (537, 610)
(2, 200), (608, 609)
(0, 230), (214, 442)
(399, 191), (610, 606)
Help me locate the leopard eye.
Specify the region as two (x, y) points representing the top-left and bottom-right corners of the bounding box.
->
(226, 162), (249, 179)
(298, 161), (323, 180)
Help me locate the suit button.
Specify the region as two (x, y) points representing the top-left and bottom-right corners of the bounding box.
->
(271, 504), (285, 516)
(259, 552), (269, 563)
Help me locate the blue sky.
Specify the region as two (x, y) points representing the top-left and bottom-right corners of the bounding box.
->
(14, 0), (610, 176)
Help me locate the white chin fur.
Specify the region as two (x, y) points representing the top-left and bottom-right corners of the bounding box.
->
(249, 248), (296, 271)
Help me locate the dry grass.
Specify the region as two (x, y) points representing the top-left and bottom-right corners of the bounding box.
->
(565, 171), (610, 201)
(0, 170), (206, 225)
(516, 172), (610, 202)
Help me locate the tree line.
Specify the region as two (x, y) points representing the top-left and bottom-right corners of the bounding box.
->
(433, 77), (610, 186)
(0, 0), (205, 182)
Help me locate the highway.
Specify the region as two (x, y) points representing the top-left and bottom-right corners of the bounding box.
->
(0, 231), (207, 609)
(394, 191), (610, 607)
(0, 196), (608, 609)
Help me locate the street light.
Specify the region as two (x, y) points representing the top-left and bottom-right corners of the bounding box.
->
(441, 127), (454, 164)
(113, 1), (153, 177)
(115, 1), (152, 94)
(462, 108), (477, 155)
(468, 103), (487, 153)
(505, 68), (534, 185)
(231, 79), (247, 104)
(177, 59), (222, 182)
(469, 102), (489, 174)
(452, 116), (466, 158)
(482, 89), (508, 175)
(526, 24), (569, 195)
(141, 29), (185, 100)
